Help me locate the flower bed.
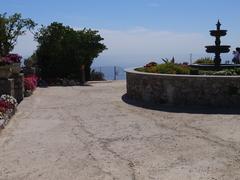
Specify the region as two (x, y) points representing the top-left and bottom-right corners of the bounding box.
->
(0, 95), (17, 129)
(136, 62), (190, 74)
(136, 61), (240, 76)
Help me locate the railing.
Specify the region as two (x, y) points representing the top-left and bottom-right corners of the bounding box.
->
(92, 66), (126, 80)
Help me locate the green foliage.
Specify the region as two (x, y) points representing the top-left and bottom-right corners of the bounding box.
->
(194, 57), (214, 64)
(136, 63), (190, 74)
(35, 22), (107, 79)
(0, 13), (36, 56)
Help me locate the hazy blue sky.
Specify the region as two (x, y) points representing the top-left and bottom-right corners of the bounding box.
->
(1, 0), (240, 67)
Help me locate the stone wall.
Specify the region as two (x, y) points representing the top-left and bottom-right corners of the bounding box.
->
(126, 68), (240, 106)
(0, 74), (24, 103)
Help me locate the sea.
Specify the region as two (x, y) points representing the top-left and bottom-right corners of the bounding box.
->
(92, 66), (126, 80)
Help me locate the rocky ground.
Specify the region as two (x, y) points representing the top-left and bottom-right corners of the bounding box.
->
(0, 80), (240, 180)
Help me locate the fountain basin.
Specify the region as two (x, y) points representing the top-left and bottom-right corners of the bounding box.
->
(205, 45), (230, 53)
(210, 30), (227, 36)
(190, 64), (240, 70)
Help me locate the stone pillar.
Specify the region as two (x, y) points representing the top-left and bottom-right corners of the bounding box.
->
(12, 73), (24, 103)
(0, 78), (15, 97)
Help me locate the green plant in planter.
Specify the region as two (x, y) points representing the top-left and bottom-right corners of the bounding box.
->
(161, 57), (175, 64)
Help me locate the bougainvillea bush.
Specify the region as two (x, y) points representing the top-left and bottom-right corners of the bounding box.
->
(24, 75), (38, 91)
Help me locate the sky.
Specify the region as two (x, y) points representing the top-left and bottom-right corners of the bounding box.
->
(1, 0), (240, 67)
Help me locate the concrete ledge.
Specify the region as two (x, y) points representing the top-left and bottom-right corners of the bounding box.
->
(125, 68), (240, 106)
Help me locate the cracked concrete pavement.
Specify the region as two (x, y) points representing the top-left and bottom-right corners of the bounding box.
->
(1, 80), (240, 180)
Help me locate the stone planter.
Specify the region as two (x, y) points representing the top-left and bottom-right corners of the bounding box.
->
(0, 65), (12, 78)
(11, 63), (21, 74)
(125, 68), (240, 107)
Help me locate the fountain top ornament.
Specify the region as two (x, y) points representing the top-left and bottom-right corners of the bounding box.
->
(205, 20), (231, 66)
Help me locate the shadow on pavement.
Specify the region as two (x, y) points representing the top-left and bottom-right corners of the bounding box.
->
(121, 94), (240, 115)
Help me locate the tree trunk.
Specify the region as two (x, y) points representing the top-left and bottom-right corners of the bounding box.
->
(85, 64), (91, 81)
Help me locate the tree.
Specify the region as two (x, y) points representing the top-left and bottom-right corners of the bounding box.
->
(35, 22), (107, 80)
(0, 13), (36, 56)
(76, 29), (107, 80)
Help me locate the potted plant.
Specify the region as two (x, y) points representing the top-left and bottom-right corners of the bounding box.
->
(0, 53), (22, 77)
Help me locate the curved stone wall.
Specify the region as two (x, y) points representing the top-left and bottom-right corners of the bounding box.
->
(126, 68), (240, 106)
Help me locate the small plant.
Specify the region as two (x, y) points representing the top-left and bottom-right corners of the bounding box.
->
(161, 57), (175, 64)
(144, 61), (157, 68)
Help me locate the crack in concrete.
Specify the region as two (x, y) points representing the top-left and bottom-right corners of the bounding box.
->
(88, 153), (117, 180)
(184, 123), (240, 154)
(101, 140), (136, 180)
(69, 114), (137, 180)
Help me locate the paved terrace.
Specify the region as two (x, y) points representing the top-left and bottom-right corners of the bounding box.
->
(0, 81), (240, 180)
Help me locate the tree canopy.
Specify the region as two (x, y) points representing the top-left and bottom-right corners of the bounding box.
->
(0, 13), (36, 56)
(35, 22), (107, 80)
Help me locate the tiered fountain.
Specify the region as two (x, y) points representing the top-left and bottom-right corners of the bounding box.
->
(205, 20), (230, 66)
(191, 20), (240, 69)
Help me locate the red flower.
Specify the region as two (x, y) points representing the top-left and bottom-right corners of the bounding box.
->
(0, 99), (15, 110)
(1, 53), (22, 64)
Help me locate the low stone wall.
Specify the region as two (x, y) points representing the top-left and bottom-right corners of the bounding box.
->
(126, 68), (240, 106)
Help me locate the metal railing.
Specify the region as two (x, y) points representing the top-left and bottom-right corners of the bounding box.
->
(92, 66), (126, 80)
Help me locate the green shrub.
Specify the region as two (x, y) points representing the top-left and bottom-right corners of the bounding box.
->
(194, 57), (214, 64)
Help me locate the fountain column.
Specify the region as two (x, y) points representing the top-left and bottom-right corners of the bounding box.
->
(205, 20), (230, 67)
